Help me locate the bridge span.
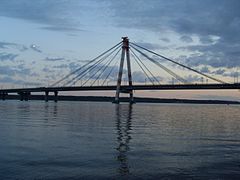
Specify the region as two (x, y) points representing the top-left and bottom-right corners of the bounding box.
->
(1, 83), (240, 93)
(0, 83), (240, 102)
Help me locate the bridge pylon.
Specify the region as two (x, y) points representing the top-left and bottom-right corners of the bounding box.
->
(114, 37), (134, 104)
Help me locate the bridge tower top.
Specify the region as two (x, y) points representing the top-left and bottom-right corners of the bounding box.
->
(122, 37), (129, 49)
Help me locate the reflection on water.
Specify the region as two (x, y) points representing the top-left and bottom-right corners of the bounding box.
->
(0, 101), (240, 179)
(115, 104), (132, 176)
(53, 103), (58, 117)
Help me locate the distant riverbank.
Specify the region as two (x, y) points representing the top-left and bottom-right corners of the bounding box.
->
(2, 95), (240, 104)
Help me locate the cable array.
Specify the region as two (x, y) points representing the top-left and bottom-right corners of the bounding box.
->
(51, 42), (122, 87)
(51, 39), (226, 87)
(130, 42), (226, 84)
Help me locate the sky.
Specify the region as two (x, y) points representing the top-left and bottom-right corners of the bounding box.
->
(0, 0), (240, 100)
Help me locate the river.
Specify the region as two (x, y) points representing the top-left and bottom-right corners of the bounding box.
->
(0, 101), (240, 179)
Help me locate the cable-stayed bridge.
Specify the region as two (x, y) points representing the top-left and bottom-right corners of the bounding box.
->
(0, 37), (239, 103)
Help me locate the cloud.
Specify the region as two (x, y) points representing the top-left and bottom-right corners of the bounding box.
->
(132, 71), (148, 83)
(68, 62), (81, 72)
(184, 75), (202, 83)
(133, 42), (168, 50)
(41, 26), (84, 32)
(53, 64), (69, 69)
(180, 35), (193, 43)
(213, 69), (226, 75)
(0, 42), (12, 49)
(200, 66), (210, 73)
(106, 0), (240, 68)
(42, 67), (54, 73)
(0, 0), (88, 32)
(229, 71), (239, 78)
(45, 57), (65, 61)
(0, 64), (36, 76)
(16, 64), (34, 76)
(0, 76), (41, 86)
(160, 38), (170, 43)
(181, 43), (240, 68)
(0, 41), (28, 51)
(0, 66), (16, 76)
(0, 53), (18, 61)
(30, 44), (42, 53)
(199, 36), (216, 44)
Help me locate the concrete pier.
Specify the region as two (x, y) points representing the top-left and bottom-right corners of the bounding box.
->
(1, 92), (7, 100)
(18, 92), (31, 101)
(45, 91), (49, 102)
(54, 91), (58, 102)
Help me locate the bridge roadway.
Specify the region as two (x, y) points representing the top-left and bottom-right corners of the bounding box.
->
(1, 83), (240, 94)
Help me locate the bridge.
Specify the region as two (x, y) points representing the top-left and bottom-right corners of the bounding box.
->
(0, 37), (239, 103)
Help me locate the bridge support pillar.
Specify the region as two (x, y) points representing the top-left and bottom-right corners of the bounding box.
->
(18, 92), (24, 101)
(45, 91), (49, 102)
(24, 92), (30, 101)
(126, 38), (134, 103)
(3, 93), (7, 100)
(18, 92), (30, 101)
(114, 37), (134, 104)
(1, 92), (7, 100)
(54, 91), (58, 102)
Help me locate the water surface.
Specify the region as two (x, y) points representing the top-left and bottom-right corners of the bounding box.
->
(0, 101), (240, 179)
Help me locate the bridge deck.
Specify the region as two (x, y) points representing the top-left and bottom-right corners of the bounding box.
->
(0, 83), (240, 93)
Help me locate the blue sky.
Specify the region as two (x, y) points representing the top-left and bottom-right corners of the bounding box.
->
(0, 0), (240, 100)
